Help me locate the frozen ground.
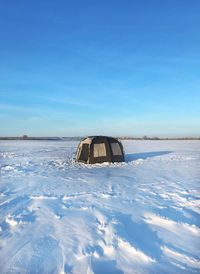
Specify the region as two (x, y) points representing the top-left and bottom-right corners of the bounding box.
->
(0, 140), (200, 274)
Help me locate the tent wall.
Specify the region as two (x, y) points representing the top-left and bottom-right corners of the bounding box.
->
(78, 144), (89, 162)
(89, 137), (112, 164)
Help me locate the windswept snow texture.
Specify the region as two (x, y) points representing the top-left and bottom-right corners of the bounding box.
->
(0, 140), (200, 274)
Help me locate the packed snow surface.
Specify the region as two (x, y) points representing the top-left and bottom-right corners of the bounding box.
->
(0, 140), (200, 274)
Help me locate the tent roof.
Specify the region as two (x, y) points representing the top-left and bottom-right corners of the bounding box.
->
(80, 136), (121, 145)
(83, 136), (118, 140)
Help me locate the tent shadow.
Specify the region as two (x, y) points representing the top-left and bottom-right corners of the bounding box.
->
(125, 151), (172, 162)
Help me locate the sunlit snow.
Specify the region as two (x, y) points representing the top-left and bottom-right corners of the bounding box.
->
(0, 140), (200, 273)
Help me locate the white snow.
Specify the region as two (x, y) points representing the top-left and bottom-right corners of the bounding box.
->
(0, 140), (200, 273)
(5, 215), (18, 227)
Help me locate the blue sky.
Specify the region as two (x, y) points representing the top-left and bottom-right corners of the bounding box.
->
(0, 0), (200, 137)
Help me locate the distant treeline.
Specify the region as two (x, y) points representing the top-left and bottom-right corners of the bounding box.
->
(0, 136), (82, 141)
(118, 136), (200, 140)
(0, 136), (200, 141)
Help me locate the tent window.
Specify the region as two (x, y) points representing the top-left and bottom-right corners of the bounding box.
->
(111, 142), (122, 156)
(94, 143), (106, 157)
(79, 144), (89, 162)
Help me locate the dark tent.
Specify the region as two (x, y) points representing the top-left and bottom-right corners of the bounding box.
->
(76, 136), (125, 164)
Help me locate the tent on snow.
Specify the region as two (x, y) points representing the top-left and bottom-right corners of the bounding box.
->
(76, 136), (125, 164)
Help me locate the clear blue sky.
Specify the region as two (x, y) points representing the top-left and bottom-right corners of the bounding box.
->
(0, 0), (200, 137)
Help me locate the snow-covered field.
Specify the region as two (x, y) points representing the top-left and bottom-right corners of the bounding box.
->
(0, 140), (200, 274)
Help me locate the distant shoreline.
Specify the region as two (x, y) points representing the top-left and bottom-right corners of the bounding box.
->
(0, 137), (199, 141)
